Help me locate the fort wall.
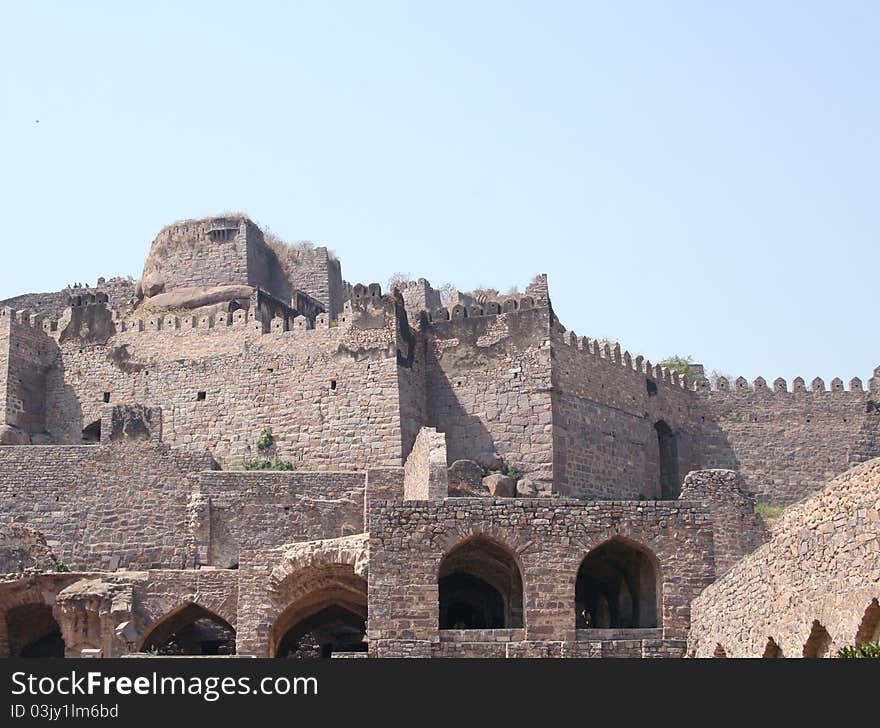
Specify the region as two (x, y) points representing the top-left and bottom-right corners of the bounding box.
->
(550, 327), (698, 499)
(688, 458), (880, 657)
(692, 374), (878, 504)
(43, 300), (406, 469)
(423, 304), (555, 492)
(0, 308), (57, 438)
(0, 440), (213, 571)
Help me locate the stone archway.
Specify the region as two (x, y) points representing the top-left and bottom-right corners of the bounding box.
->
(271, 566), (368, 658)
(438, 535), (524, 630)
(575, 537), (660, 629)
(4, 603), (65, 657)
(139, 603), (236, 656)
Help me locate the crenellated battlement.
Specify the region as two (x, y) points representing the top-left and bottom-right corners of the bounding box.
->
(425, 294), (544, 325)
(553, 324), (694, 395)
(694, 371), (875, 395)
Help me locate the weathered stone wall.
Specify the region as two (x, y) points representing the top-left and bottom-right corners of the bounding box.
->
(550, 329), (698, 499)
(0, 309), (56, 437)
(43, 308), (406, 469)
(403, 427), (448, 499)
(140, 217), (256, 297)
(688, 458), (880, 657)
(423, 306), (555, 492)
(0, 277), (137, 321)
(693, 376), (878, 504)
(367, 497), (715, 657)
(398, 279), (441, 322)
(195, 471), (365, 568)
(678, 469), (767, 576)
(287, 246), (344, 319)
(0, 437), (213, 571)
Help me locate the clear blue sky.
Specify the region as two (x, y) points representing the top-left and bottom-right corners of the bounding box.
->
(1, 2), (876, 384)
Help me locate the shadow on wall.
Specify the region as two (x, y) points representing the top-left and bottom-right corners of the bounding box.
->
(423, 350), (498, 472)
(44, 359), (85, 446)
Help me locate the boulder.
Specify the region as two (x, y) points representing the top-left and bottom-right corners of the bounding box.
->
(516, 478), (538, 497)
(483, 473), (516, 498)
(476, 452), (504, 471)
(448, 459), (484, 490)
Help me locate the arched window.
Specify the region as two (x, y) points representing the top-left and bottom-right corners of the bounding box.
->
(438, 536), (524, 629)
(855, 598), (880, 647)
(272, 571), (368, 658)
(140, 604), (235, 656)
(654, 420), (680, 499)
(802, 620), (832, 658)
(5, 604), (65, 657)
(575, 538), (659, 629)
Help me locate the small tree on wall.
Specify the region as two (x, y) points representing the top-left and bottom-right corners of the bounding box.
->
(658, 354), (700, 379)
(237, 428), (295, 471)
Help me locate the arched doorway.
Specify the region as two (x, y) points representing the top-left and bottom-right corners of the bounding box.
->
(575, 538), (659, 629)
(438, 536), (524, 629)
(654, 420), (680, 499)
(272, 570), (368, 658)
(5, 604), (65, 657)
(140, 603), (235, 655)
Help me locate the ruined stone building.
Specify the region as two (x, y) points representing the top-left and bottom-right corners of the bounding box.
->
(0, 214), (877, 658)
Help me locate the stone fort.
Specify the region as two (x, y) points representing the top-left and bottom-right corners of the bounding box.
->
(0, 213), (877, 658)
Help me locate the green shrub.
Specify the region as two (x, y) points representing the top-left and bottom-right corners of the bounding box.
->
(658, 354), (700, 379)
(837, 642), (880, 658)
(56, 560), (71, 573)
(256, 428), (274, 454)
(755, 503), (785, 518)
(239, 458), (295, 471)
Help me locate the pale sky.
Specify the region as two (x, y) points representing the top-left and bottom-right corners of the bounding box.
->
(1, 2), (877, 384)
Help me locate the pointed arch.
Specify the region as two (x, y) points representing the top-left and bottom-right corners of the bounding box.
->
(575, 536), (660, 629)
(271, 565), (367, 658)
(654, 420), (680, 499)
(762, 636), (783, 658)
(4, 603), (65, 657)
(802, 620), (832, 658)
(713, 643), (727, 658)
(138, 602), (235, 655)
(438, 534), (524, 630)
(855, 598), (880, 647)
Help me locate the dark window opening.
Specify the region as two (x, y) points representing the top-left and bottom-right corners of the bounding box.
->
(330, 380), (337, 390)
(102, 392), (110, 403)
(81, 420), (101, 444)
(655, 420), (680, 499)
(5, 604), (66, 658)
(438, 537), (523, 629)
(803, 620), (832, 658)
(763, 636), (784, 658)
(276, 605), (367, 659)
(855, 599), (880, 647)
(197, 391), (206, 401)
(576, 538), (659, 629)
(646, 378), (658, 396)
(140, 604), (235, 656)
